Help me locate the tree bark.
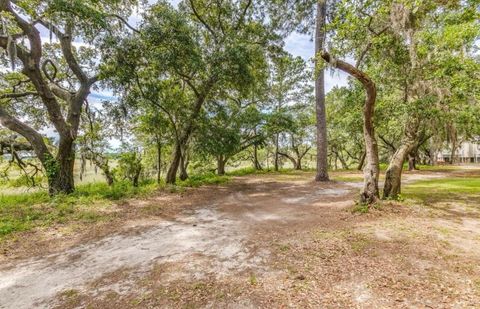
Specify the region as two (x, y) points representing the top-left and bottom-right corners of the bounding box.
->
(179, 151), (189, 181)
(383, 143), (415, 199)
(314, 0), (330, 182)
(357, 151), (366, 171)
(336, 151), (349, 170)
(278, 151), (298, 170)
(274, 133), (280, 172)
(165, 77), (214, 184)
(253, 143), (262, 170)
(383, 118), (420, 199)
(321, 51), (380, 204)
(156, 139), (162, 184)
(166, 143), (181, 184)
(83, 151), (115, 186)
(0, 2), (99, 195)
(217, 155), (226, 176)
(408, 153), (415, 171)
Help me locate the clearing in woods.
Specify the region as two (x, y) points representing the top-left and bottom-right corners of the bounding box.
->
(1, 166), (480, 308)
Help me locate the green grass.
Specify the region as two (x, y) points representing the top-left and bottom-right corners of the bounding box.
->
(0, 171), (237, 239)
(403, 177), (480, 204)
(0, 180), (159, 239)
(177, 173), (230, 187)
(377, 163), (457, 172)
(331, 175), (364, 182)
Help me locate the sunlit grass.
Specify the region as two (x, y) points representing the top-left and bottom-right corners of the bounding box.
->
(403, 177), (480, 205)
(177, 173), (230, 187)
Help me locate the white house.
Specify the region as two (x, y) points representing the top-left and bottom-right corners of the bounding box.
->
(437, 140), (480, 163)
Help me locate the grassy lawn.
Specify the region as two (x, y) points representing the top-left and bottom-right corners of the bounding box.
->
(403, 177), (480, 205)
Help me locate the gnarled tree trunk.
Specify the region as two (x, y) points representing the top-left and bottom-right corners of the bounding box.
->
(383, 119), (420, 199)
(383, 142), (415, 199)
(321, 51), (380, 204)
(0, 2), (99, 195)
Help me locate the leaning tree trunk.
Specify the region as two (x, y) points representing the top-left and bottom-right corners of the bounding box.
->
(278, 152), (298, 170)
(253, 143), (262, 170)
(357, 151), (366, 171)
(383, 142), (415, 199)
(166, 143), (182, 184)
(84, 152), (115, 186)
(383, 118), (420, 199)
(314, 0), (330, 182)
(321, 52), (380, 204)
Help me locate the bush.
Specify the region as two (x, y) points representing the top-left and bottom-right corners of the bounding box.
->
(178, 173), (230, 187)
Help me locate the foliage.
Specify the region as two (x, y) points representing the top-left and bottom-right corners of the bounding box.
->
(0, 179), (157, 238)
(115, 151), (143, 186)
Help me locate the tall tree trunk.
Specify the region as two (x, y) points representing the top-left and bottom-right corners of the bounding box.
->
(321, 52), (380, 204)
(383, 143), (415, 199)
(217, 155), (226, 176)
(166, 143), (181, 184)
(156, 139), (162, 184)
(252, 127), (262, 170)
(314, 0), (330, 182)
(274, 133), (280, 171)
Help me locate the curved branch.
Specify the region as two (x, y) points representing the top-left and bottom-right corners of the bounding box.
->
(322, 51), (380, 203)
(107, 14), (140, 33)
(188, 0), (217, 43)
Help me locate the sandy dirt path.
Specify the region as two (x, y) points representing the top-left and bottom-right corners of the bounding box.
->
(0, 177), (359, 309)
